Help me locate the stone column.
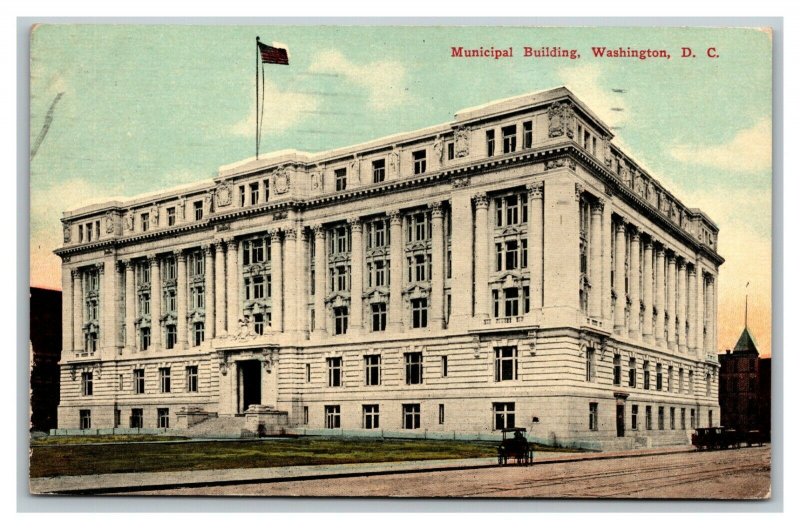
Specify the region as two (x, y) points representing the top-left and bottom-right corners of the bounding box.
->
(296, 228), (309, 336)
(527, 182), (544, 310)
(99, 262), (113, 350)
(348, 218), (364, 334)
(613, 218), (627, 333)
(430, 202), (445, 328)
(214, 241), (227, 335)
(124, 260), (136, 351)
(150, 256), (162, 349)
(203, 244), (215, 340)
(588, 199), (603, 319)
(73, 269), (83, 352)
(62, 266), (73, 354)
(666, 254), (677, 349)
(642, 238), (654, 341)
(629, 228), (641, 338)
(283, 228), (298, 333)
(712, 273), (718, 356)
(677, 259), (687, 352)
(473, 192), (490, 320)
(388, 210), (404, 331)
(601, 200), (613, 323)
(226, 239), (239, 333)
(313, 225), (327, 337)
(687, 264), (698, 353)
(654, 244), (666, 346)
(270, 229), (283, 333)
(176, 250), (188, 348)
(705, 274), (715, 354)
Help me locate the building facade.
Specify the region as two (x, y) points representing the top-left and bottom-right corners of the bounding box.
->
(718, 328), (770, 437)
(54, 87), (723, 447)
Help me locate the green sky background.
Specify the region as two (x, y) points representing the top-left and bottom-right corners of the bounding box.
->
(29, 25), (773, 355)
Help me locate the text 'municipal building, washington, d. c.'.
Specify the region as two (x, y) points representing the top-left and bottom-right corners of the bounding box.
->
(53, 87), (723, 449)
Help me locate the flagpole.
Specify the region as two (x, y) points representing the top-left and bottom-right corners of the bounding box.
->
(256, 36), (260, 160)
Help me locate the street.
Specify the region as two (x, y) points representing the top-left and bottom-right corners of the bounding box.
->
(136, 445), (770, 499)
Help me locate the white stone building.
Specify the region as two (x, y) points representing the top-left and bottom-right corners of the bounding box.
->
(54, 87), (723, 448)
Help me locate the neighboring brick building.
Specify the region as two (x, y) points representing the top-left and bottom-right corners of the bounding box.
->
(30, 287), (62, 432)
(718, 327), (770, 437)
(53, 87), (723, 448)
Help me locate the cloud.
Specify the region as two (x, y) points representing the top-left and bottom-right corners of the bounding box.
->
(556, 63), (629, 128)
(308, 50), (408, 110)
(229, 78), (319, 137)
(668, 117), (771, 172)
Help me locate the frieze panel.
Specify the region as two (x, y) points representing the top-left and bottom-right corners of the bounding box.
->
(454, 127), (470, 158)
(547, 102), (576, 139)
(274, 167), (290, 194)
(215, 181), (233, 207)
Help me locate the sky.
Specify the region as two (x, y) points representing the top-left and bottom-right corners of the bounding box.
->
(29, 25), (773, 356)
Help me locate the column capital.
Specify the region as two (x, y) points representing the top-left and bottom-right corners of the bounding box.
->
(526, 181), (543, 199)
(71, 268), (81, 279)
(267, 227), (283, 239)
(214, 239), (227, 252)
(121, 259), (135, 271)
(688, 264), (697, 277)
(147, 255), (159, 266)
(202, 243), (214, 256)
(472, 192), (489, 208)
(284, 227), (297, 241)
(678, 258), (688, 271)
(615, 219), (628, 233)
(574, 183), (584, 201)
(311, 224), (325, 240)
(227, 238), (239, 250)
(644, 237), (654, 250)
(667, 253), (677, 265)
(174, 249), (187, 262)
(630, 225), (640, 239)
(347, 217), (363, 231)
(655, 245), (665, 257)
(429, 201), (444, 218)
(96, 262), (105, 274)
(591, 198), (604, 213)
(388, 210), (403, 224)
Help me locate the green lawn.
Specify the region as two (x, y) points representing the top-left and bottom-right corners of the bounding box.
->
(30, 437), (507, 478)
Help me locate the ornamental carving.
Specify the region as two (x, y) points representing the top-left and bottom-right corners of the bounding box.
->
(526, 181), (543, 199)
(634, 170), (645, 196)
(452, 176), (471, 189)
(646, 182), (657, 206)
(603, 137), (613, 167)
(473, 192), (489, 208)
(454, 127), (470, 158)
(433, 136), (445, 164)
(150, 206), (159, 227)
(274, 167), (290, 194)
(204, 190), (214, 212)
(349, 159), (360, 183)
(547, 102), (576, 139)
(105, 211), (114, 234)
(62, 223), (70, 243)
(389, 150), (400, 173)
(429, 201), (443, 217)
(215, 181), (233, 207)
(310, 170), (322, 190)
(545, 158), (576, 171)
(619, 160), (632, 187)
(125, 211), (134, 232)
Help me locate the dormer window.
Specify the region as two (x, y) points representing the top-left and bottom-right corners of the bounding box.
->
(141, 213), (149, 232)
(193, 201), (203, 221)
(523, 120), (533, 149)
(413, 150), (427, 175)
(502, 125), (517, 154)
(167, 207), (176, 226)
(372, 159), (385, 183)
(335, 168), (347, 191)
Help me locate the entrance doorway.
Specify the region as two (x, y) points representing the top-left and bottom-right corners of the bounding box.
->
(237, 360), (262, 414)
(616, 404), (625, 437)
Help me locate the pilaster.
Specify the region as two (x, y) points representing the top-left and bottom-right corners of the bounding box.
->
(388, 210), (404, 332)
(473, 192), (490, 320)
(527, 182), (544, 311)
(176, 250), (188, 348)
(628, 227), (641, 339)
(430, 202), (445, 329)
(348, 218), (364, 334)
(270, 229), (284, 333)
(312, 225), (327, 337)
(203, 244), (215, 340)
(149, 256), (162, 349)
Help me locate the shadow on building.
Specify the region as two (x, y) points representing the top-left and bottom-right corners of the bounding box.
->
(30, 287), (62, 432)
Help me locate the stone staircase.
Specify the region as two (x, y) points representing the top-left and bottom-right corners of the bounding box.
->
(182, 415), (256, 439)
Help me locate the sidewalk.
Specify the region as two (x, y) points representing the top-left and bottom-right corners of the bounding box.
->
(30, 445), (697, 495)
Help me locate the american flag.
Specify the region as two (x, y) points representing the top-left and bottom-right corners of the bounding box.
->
(258, 42), (289, 65)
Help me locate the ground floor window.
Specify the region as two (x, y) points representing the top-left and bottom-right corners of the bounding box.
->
(690, 408), (696, 429)
(114, 409), (121, 428)
(402, 403), (421, 429)
(494, 402), (516, 430)
(680, 408), (686, 430)
(658, 406), (665, 430)
(588, 402), (598, 431)
(157, 408), (169, 428)
(325, 405), (341, 429)
(708, 410), (713, 427)
(670, 407), (676, 430)
(631, 404), (639, 431)
(645, 406), (652, 430)
(79, 409), (91, 429)
(130, 408), (143, 428)
(303, 406), (309, 425)
(363, 404), (379, 429)
(439, 403), (445, 425)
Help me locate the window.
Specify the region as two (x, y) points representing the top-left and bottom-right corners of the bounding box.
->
(334, 306), (349, 335)
(366, 219), (387, 249)
(502, 124), (517, 154)
(670, 407), (676, 430)
(159, 367), (171, 393)
(413, 254), (428, 282)
(325, 405), (341, 429)
(130, 408), (144, 428)
(86, 222), (93, 241)
(133, 369), (145, 394)
(79, 410), (91, 429)
(78, 225), (84, 242)
(114, 409), (121, 428)
(402, 404), (421, 429)
(631, 404), (639, 431)
(371, 303), (386, 332)
(194, 201), (203, 221)
(645, 406), (652, 430)
(411, 298), (428, 328)
(167, 207), (176, 226)
(494, 346), (518, 382)
(413, 149), (427, 174)
(193, 321), (204, 346)
(158, 408), (169, 429)
(363, 405), (380, 429)
(327, 357), (342, 387)
(253, 313), (265, 335)
(303, 406), (309, 425)
(690, 408), (696, 429)
(405, 352), (423, 385)
(439, 403), (445, 424)
(408, 212), (431, 242)
(141, 213), (149, 231)
(85, 332), (97, 353)
(523, 120), (533, 149)
(658, 406), (665, 430)
(165, 291), (177, 313)
(372, 159), (385, 183)
(331, 226), (350, 254)
(238, 185), (246, 207)
(118, 374), (124, 391)
(305, 363), (311, 383)
(249, 182), (259, 204)
(708, 410), (713, 427)
(365, 355), (381, 386)
(679, 367), (684, 393)
(586, 348), (596, 382)
(589, 402), (598, 431)
(689, 370), (694, 394)
(495, 193), (527, 227)
(706, 372), (712, 396)
(680, 408), (686, 429)
(628, 358), (637, 387)
(486, 129), (495, 156)
(656, 363), (663, 390)
(613, 354), (621, 386)
(494, 402), (516, 430)
(140, 327), (151, 351)
(166, 324), (177, 350)
(186, 366), (198, 392)
(643, 361), (650, 390)
(191, 286), (205, 310)
(81, 372), (93, 396)
(441, 356), (448, 377)
(373, 260), (387, 287)
(263, 179), (270, 202)
(668, 366), (674, 392)
(335, 168), (347, 191)
(447, 142), (455, 160)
